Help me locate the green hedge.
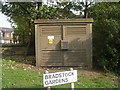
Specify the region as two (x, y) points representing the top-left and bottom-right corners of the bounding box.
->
(2, 43), (25, 47)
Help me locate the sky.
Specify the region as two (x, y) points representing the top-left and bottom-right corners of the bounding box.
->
(0, 12), (12, 28)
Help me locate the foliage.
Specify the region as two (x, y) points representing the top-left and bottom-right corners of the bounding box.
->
(1, 2), (36, 44)
(0, 2), (83, 55)
(54, 2), (83, 18)
(2, 43), (25, 47)
(88, 2), (120, 74)
(0, 2), (83, 44)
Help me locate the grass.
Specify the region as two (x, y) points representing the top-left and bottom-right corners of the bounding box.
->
(2, 59), (42, 88)
(2, 59), (118, 88)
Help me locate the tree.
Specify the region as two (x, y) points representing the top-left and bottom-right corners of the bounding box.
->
(0, 2), (83, 55)
(88, 2), (120, 74)
(1, 2), (41, 55)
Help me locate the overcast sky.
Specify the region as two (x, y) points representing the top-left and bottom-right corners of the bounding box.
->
(0, 12), (12, 28)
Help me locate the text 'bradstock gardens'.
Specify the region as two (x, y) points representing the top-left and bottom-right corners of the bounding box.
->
(43, 70), (77, 87)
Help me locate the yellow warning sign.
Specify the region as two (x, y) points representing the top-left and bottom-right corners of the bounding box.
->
(48, 39), (53, 44)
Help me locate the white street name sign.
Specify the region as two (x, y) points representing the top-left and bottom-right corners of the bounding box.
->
(43, 70), (77, 87)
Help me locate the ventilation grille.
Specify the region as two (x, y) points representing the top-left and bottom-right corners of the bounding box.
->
(65, 51), (87, 62)
(41, 26), (61, 36)
(66, 27), (86, 35)
(41, 51), (63, 66)
(41, 51), (62, 62)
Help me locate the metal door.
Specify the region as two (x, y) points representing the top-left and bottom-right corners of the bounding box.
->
(63, 25), (88, 66)
(39, 25), (89, 66)
(39, 26), (63, 66)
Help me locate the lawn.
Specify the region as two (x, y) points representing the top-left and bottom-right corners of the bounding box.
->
(2, 58), (118, 88)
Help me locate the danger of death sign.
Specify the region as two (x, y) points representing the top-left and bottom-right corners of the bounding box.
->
(43, 70), (77, 87)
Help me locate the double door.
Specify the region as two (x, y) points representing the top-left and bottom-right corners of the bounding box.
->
(38, 25), (90, 66)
